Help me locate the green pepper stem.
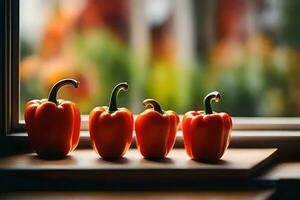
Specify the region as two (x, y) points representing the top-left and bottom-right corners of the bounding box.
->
(143, 99), (164, 114)
(204, 91), (221, 115)
(108, 82), (128, 113)
(48, 79), (79, 105)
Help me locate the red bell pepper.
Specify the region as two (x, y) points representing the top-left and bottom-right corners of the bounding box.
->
(135, 99), (180, 159)
(182, 91), (232, 162)
(24, 79), (81, 158)
(89, 82), (133, 159)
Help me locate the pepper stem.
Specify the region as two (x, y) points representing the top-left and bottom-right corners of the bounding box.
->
(108, 82), (128, 113)
(48, 79), (79, 105)
(143, 99), (164, 114)
(204, 91), (221, 115)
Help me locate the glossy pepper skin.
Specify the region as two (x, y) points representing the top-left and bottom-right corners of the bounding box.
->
(182, 91), (232, 162)
(24, 79), (81, 159)
(135, 99), (180, 159)
(89, 82), (133, 159)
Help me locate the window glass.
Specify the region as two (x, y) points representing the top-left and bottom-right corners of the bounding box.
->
(20, 0), (300, 119)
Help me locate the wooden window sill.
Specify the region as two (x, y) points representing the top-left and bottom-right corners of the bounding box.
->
(0, 148), (277, 191)
(0, 190), (274, 200)
(2, 146), (300, 199)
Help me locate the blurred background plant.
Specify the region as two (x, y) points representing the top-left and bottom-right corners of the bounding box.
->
(20, 0), (300, 118)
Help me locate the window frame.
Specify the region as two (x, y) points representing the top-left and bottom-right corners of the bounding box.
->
(4, 0), (300, 136)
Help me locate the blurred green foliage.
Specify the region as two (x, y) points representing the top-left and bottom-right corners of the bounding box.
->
(20, 0), (300, 117)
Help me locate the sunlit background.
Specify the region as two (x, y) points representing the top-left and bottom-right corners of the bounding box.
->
(20, 0), (300, 118)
